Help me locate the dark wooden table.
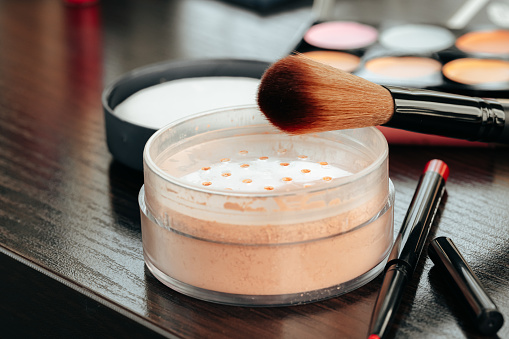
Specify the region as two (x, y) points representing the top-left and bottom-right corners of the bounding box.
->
(0, 0), (508, 338)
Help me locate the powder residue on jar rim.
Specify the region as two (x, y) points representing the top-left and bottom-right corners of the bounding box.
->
(223, 201), (266, 212)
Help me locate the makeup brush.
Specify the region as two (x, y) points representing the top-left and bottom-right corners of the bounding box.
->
(257, 54), (509, 143)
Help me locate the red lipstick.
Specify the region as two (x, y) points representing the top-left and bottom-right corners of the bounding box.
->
(368, 159), (448, 338)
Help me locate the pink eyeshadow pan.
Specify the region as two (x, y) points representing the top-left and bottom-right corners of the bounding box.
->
(304, 21), (378, 50)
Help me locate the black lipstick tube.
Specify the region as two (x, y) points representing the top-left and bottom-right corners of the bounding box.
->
(368, 159), (448, 339)
(428, 236), (504, 335)
(385, 86), (509, 143)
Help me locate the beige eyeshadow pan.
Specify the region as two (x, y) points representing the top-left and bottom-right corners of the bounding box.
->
(364, 56), (442, 79)
(442, 58), (509, 85)
(302, 51), (360, 72)
(456, 29), (509, 55)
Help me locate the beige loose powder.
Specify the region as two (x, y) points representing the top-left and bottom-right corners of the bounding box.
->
(141, 197), (393, 295)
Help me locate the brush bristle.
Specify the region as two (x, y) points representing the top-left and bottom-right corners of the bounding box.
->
(257, 54), (394, 134)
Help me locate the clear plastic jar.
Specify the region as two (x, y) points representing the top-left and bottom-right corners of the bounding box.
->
(140, 105), (394, 306)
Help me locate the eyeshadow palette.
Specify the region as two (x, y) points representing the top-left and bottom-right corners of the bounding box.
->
(296, 21), (509, 98)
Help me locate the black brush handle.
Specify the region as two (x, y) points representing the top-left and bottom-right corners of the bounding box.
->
(384, 86), (509, 144)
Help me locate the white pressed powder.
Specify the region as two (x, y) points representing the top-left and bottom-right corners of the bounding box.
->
(114, 76), (260, 129)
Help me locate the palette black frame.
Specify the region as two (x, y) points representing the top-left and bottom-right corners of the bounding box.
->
(295, 21), (509, 99)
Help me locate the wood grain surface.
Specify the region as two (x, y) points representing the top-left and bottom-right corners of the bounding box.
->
(0, 0), (507, 338)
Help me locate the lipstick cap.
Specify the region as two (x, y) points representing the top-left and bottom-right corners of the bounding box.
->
(428, 236), (504, 335)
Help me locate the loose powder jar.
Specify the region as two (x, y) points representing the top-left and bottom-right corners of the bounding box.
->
(140, 105), (395, 306)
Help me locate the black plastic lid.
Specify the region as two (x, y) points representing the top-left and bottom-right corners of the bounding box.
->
(102, 58), (270, 171)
